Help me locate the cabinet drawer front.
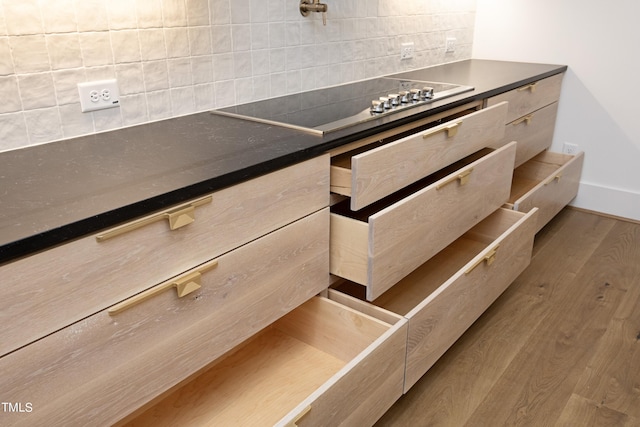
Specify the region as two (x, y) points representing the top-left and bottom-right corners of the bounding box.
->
(487, 73), (564, 124)
(331, 102), (507, 210)
(0, 155), (329, 357)
(491, 102), (559, 168)
(401, 208), (538, 391)
(512, 151), (584, 232)
(331, 142), (517, 301)
(0, 209), (329, 426)
(118, 297), (407, 427)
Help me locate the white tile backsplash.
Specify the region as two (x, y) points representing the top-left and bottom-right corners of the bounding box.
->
(1, 0), (476, 151)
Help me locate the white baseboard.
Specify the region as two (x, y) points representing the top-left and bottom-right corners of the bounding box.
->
(570, 182), (640, 222)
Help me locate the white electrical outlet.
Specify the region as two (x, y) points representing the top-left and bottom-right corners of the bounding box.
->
(78, 79), (120, 113)
(400, 42), (414, 60)
(445, 37), (456, 53)
(562, 142), (580, 155)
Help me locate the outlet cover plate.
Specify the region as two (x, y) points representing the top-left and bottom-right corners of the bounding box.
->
(78, 79), (120, 113)
(401, 42), (414, 60)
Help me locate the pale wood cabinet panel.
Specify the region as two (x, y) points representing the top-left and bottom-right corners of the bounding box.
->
(0, 155), (329, 357)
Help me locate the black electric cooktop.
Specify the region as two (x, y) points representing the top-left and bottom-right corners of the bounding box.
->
(212, 77), (473, 135)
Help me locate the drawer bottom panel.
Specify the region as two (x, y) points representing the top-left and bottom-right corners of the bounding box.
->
(333, 207), (538, 392)
(121, 296), (408, 427)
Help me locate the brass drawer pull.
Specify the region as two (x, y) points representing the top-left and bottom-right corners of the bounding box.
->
(518, 82), (537, 93)
(436, 168), (474, 190)
(544, 173), (563, 185)
(512, 114), (533, 126)
(465, 245), (499, 275)
(96, 195), (213, 242)
(423, 121), (461, 139)
(285, 405), (311, 427)
(108, 259), (219, 315)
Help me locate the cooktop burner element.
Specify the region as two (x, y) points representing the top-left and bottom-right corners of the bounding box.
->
(212, 77), (473, 135)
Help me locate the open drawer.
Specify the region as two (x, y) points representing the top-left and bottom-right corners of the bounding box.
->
(330, 102), (508, 210)
(508, 150), (584, 232)
(120, 296), (408, 427)
(330, 142), (517, 301)
(332, 207), (538, 392)
(0, 210), (329, 426)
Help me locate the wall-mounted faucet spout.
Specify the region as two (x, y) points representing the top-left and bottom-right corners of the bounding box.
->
(300, 0), (328, 26)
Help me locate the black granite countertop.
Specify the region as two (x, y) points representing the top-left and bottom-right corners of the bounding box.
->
(0, 59), (567, 265)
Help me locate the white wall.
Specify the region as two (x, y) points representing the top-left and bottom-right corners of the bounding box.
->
(0, 0), (476, 152)
(474, 0), (640, 221)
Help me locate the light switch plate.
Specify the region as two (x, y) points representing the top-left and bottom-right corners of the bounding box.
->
(78, 79), (121, 113)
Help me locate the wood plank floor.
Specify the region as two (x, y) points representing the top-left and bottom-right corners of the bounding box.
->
(376, 208), (640, 426)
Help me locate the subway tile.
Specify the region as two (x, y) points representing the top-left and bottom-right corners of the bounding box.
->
(212, 53), (234, 81)
(268, 0), (285, 22)
(251, 23), (269, 50)
(10, 35), (50, 74)
(167, 58), (193, 87)
(210, 0), (230, 25)
(92, 104), (123, 132)
(0, 5), (7, 36)
(193, 83), (215, 111)
(214, 79), (235, 107)
(190, 56), (213, 84)
(3, 0), (43, 36)
(115, 63), (145, 95)
(47, 34), (83, 70)
(250, 0), (269, 23)
(170, 86), (195, 116)
(108, 0), (138, 30)
(146, 90), (172, 121)
(268, 22), (286, 48)
(233, 51), (252, 78)
(79, 32), (113, 67)
(119, 93), (149, 126)
(165, 28), (191, 58)
(0, 112), (29, 152)
(137, 0), (164, 29)
(163, 0), (188, 27)
(211, 25), (232, 53)
(111, 31), (142, 64)
(18, 73), (57, 109)
(74, 0), (109, 32)
(142, 60), (170, 91)
(188, 26), (212, 56)
(251, 50), (270, 75)
(230, 2), (250, 24)
(186, 0), (210, 26)
(139, 29), (167, 61)
(52, 68), (87, 105)
(231, 24), (251, 51)
(24, 107), (63, 143)
(0, 37), (13, 75)
(59, 103), (95, 138)
(0, 76), (22, 113)
(41, 0), (78, 34)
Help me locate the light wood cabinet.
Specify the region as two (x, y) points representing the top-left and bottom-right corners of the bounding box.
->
(0, 69), (580, 427)
(487, 73), (583, 231)
(0, 156), (329, 358)
(330, 143), (516, 300)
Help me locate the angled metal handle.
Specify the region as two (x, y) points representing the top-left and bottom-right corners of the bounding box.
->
(423, 121), (461, 139)
(512, 114), (533, 126)
(96, 195), (212, 242)
(436, 168), (473, 190)
(108, 259), (218, 315)
(518, 82), (537, 93)
(465, 245), (499, 275)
